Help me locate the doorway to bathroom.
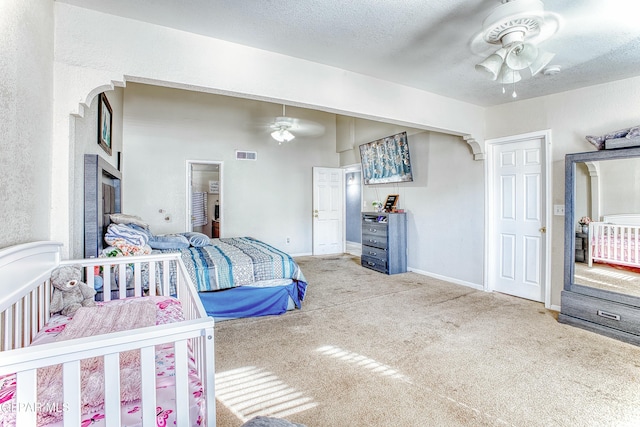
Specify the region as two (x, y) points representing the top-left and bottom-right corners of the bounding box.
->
(186, 160), (223, 238)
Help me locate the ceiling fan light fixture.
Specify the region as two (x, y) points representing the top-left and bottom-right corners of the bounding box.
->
(473, 0), (561, 95)
(505, 42), (538, 70)
(497, 65), (522, 84)
(475, 47), (508, 80)
(271, 128), (295, 143)
(528, 50), (555, 76)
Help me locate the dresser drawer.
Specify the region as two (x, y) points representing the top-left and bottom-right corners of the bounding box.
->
(361, 244), (387, 262)
(561, 291), (640, 336)
(362, 233), (387, 249)
(361, 255), (387, 273)
(362, 222), (388, 238)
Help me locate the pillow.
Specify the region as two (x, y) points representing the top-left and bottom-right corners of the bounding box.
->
(586, 126), (640, 150)
(128, 223), (154, 240)
(626, 126), (640, 139)
(109, 213), (149, 229)
(181, 232), (212, 247)
(148, 234), (190, 250)
(585, 135), (605, 150)
(104, 223), (149, 247)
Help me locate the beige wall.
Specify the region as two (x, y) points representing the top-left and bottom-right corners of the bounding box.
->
(3, 2), (640, 310)
(121, 83), (339, 254)
(0, 0), (54, 248)
(70, 89), (123, 258)
(350, 120), (485, 288)
(50, 2), (485, 256)
(485, 75), (640, 306)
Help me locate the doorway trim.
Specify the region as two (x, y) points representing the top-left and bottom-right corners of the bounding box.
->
(485, 129), (552, 308)
(186, 160), (223, 236)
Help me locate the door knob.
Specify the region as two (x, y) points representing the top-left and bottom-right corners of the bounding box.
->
(539, 226), (547, 233)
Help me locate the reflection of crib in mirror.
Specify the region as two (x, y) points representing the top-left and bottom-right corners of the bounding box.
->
(589, 214), (640, 269)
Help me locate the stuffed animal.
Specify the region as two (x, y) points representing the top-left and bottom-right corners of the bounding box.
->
(50, 264), (97, 316)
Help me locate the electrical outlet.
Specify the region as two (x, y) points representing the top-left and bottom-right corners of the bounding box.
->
(553, 205), (565, 216)
(286, 237), (291, 244)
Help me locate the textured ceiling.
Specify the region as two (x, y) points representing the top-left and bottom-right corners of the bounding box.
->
(56, 0), (640, 107)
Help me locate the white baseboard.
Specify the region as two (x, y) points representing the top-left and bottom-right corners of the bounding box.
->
(289, 252), (313, 257)
(345, 241), (362, 256)
(408, 267), (484, 291)
(409, 267), (562, 311)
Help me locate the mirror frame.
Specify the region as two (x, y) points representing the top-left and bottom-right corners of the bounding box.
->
(564, 146), (640, 307)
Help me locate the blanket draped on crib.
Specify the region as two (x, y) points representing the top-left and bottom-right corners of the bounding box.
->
(36, 302), (156, 425)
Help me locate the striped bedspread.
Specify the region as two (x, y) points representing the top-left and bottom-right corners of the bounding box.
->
(179, 237), (307, 292)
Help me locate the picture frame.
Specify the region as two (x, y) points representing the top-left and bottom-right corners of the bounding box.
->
(97, 93), (112, 155)
(359, 131), (413, 185)
(208, 180), (219, 194)
(384, 194), (399, 212)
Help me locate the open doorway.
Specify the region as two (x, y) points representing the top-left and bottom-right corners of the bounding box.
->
(344, 164), (362, 256)
(186, 160), (223, 237)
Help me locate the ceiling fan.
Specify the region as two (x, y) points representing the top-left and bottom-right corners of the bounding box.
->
(267, 105), (325, 144)
(473, 0), (561, 97)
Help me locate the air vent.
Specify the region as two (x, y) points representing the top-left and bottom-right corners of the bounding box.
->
(235, 150), (257, 161)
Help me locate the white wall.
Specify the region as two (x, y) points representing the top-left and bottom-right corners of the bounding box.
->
(599, 157), (640, 216)
(122, 83), (339, 254)
(0, 0), (53, 248)
(354, 122), (485, 287)
(51, 3), (485, 255)
(486, 75), (640, 306)
(70, 89), (123, 258)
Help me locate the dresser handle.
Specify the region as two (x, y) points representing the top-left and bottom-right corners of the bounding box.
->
(369, 228), (377, 232)
(367, 261), (375, 266)
(368, 251), (377, 256)
(597, 310), (621, 321)
(368, 240), (377, 244)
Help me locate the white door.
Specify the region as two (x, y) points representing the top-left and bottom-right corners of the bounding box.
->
(313, 167), (344, 255)
(489, 136), (547, 302)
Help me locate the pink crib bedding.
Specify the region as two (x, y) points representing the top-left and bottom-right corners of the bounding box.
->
(0, 296), (205, 427)
(591, 235), (640, 266)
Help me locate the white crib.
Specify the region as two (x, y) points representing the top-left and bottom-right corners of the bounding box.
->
(0, 241), (215, 426)
(589, 214), (640, 269)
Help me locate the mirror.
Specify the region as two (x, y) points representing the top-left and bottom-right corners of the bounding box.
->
(565, 147), (640, 304)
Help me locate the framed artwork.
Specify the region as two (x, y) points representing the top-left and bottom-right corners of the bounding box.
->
(98, 93), (112, 155)
(359, 131), (413, 185)
(384, 194), (399, 212)
(208, 180), (219, 194)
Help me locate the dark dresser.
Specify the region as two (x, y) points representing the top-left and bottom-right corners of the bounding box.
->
(361, 212), (407, 274)
(575, 232), (588, 263)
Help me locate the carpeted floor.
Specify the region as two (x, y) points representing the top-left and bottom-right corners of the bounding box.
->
(214, 254), (640, 427)
(574, 261), (640, 298)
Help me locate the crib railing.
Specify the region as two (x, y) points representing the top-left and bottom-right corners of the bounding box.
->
(0, 242), (61, 352)
(0, 318), (215, 426)
(589, 222), (640, 268)
(0, 245), (215, 426)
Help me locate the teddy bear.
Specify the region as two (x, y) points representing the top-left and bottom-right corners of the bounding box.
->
(50, 264), (97, 316)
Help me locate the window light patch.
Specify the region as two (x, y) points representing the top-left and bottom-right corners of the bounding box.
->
(216, 366), (316, 422)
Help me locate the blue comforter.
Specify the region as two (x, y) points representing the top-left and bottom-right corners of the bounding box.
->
(178, 237), (307, 292)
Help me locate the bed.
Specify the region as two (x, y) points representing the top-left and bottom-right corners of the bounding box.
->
(0, 241), (215, 426)
(588, 214), (640, 269)
(170, 237), (308, 320)
(84, 154), (307, 321)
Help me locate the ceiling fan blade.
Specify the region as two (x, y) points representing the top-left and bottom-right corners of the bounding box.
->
(289, 119), (326, 137)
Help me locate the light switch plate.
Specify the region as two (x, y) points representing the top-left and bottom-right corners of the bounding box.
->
(554, 205), (565, 216)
